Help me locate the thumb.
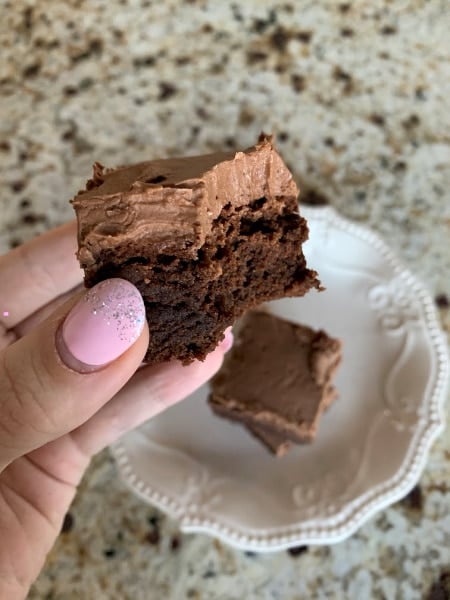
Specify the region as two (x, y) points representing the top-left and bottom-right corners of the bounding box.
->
(0, 278), (148, 471)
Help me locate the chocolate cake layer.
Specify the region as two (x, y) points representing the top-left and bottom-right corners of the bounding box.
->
(72, 135), (321, 364)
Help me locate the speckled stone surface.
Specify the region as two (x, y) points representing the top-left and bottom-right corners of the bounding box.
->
(1, 1), (449, 598)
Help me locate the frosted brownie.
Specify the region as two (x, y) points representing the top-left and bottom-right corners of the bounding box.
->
(246, 386), (339, 457)
(72, 135), (320, 364)
(209, 311), (342, 455)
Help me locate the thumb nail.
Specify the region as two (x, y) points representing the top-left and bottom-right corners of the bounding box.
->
(57, 278), (146, 372)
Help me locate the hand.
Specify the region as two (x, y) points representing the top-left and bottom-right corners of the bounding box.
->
(0, 222), (232, 599)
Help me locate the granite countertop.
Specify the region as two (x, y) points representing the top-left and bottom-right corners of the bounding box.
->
(1, 1), (449, 598)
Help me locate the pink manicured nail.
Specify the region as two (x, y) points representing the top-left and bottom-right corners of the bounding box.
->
(59, 278), (146, 371)
(219, 327), (234, 353)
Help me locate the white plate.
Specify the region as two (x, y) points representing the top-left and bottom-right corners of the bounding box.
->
(111, 206), (448, 551)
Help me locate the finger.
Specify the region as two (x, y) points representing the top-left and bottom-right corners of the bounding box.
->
(0, 283), (84, 352)
(14, 283), (85, 339)
(0, 278), (148, 471)
(71, 330), (234, 457)
(0, 221), (82, 329)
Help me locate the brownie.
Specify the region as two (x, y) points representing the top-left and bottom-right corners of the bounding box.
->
(208, 311), (342, 454)
(246, 383), (338, 456)
(71, 135), (320, 364)
(246, 423), (293, 457)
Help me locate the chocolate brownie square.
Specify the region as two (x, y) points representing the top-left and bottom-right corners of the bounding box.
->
(71, 135), (320, 364)
(208, 311), (342, 454)
(246, 384), (339, 457)
(246, 423), (294, 458)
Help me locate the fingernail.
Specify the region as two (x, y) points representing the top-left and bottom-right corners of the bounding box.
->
(219, 327), (234, 353)
(58, 278), (146, 372)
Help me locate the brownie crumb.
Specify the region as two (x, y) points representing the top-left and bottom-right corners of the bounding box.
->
(426, 572), (450, 600)
(435, 294), (449, 309)
(278, 131), (289, 142)
(340, 27), (354, 37)
(103, 548), (116, 558)
(170, 536), (181, 551)
(61, 512), (74, 534)
(338, 3), (351, 13)
(245, 551), (257, 557)
(288, 545), (308, 557)
(401, 484), (423, 512)
(323, 136), (335, 147)
(9, 238), (22, 249)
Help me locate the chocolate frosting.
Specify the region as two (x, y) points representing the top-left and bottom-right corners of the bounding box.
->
(210, 311), (342, 431)
(72, 134), (298, 266)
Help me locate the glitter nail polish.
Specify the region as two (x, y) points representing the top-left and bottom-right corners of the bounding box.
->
(59, 278), (146, 369)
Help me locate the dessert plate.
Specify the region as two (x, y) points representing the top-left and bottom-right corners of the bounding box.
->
(111, 206), (448, 551)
